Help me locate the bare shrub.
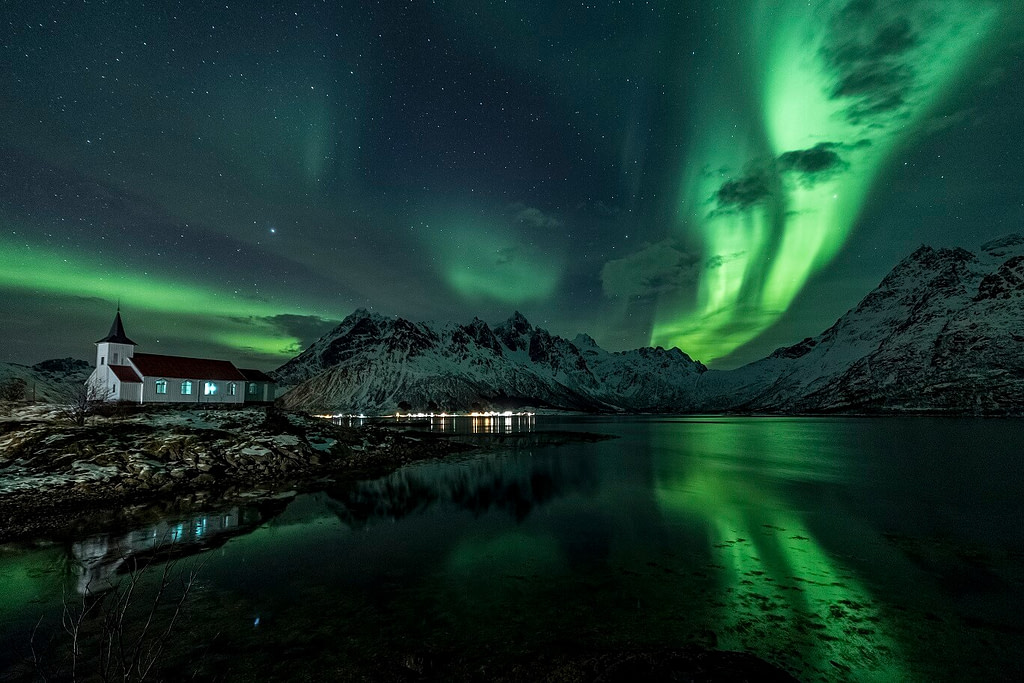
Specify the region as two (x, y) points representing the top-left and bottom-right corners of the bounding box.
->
(59, 382), (114, 427)
(0, 376), (28, 402)
(29, 544), (206, 682)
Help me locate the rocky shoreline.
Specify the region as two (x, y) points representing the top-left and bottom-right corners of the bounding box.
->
(0, 405), (482, 542)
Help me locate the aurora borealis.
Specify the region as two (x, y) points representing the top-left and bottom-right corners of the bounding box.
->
(652, 0), (1015, 362)
(2, 0), (1022, 368)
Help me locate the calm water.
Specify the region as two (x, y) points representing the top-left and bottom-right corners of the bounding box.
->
(2, 417), (1023, 681)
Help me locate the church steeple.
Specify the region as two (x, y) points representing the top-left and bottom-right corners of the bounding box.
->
(96, 306), (137, 346)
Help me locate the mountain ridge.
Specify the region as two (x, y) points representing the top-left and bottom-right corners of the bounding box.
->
(274, 234), (1024, 415)
(274, 309), (707, 413)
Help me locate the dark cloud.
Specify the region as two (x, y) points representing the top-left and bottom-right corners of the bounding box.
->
(920, 106), (977, 136)
(705, 252), (747, 271)
(494, 246), (523, 266)
(263, 314), (340, 349)
(513, 205), (563, 230)
(601, 240), (701, 300)
(777, 143), (849, 185)
(824, 5), (921, 123)
(714, 169), (773, 211)
(711, 142), (854, 212)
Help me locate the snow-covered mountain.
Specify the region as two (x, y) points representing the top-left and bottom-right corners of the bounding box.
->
(0, 358), (91, 402)
(696, 234), (1024, 414)
(276, 235), (1024, 415)
(274, 311), (706, 413)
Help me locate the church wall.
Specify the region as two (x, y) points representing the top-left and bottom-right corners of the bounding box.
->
(119, 383), (143, 403)
(88, 365), (116, 400)
(243, 381), (275, 403)
(139, 376), (246, 404)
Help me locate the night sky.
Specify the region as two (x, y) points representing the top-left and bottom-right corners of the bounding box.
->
(3, 0), (1022, 370)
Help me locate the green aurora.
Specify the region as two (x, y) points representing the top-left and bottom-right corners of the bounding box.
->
(438, 224), (562, 305)
(1, 0), (1021, 367)
(0, 236), (331, 359)
(653, 0), (1008, 363)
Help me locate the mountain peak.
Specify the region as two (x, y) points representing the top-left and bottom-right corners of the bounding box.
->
(345, 307), (379, 322)
(572, 333), (599, 350)
(494, 311), (535, 352)
(505, 311), (532, 331)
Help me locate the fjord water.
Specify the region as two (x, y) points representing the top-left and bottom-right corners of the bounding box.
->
(2, 417), (1023, 681)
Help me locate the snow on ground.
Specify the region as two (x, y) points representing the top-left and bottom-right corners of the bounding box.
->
(0, 461), (120, 495)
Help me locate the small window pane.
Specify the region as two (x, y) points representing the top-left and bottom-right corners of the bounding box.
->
(181, 381), (192, 395)
(228, 383), (236, 396)
(204, 382), (217, 396)
(155, 380), (167, 395)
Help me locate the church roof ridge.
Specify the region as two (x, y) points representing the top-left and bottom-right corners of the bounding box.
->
(96, 309), (138, 345)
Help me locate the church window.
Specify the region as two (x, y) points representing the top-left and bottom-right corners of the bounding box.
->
(112, 352), (118, 364)
(248, 383), (258, 395)
(228, 382), (237, 396)
(100, 357), (105, 365)
(204, 381), (217, 396)
(155, 379), (167, 395)
(181, 381), (193, 395)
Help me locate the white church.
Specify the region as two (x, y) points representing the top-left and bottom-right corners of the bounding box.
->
(88, 309), (276, 405)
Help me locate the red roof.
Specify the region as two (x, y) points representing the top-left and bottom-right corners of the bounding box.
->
(110, 365), (142, 383)
(130, 353), (246, 381)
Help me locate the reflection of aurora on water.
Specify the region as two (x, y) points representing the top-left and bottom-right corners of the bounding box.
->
(654, 420), (904, 679)
(4, 419), (1023, 680)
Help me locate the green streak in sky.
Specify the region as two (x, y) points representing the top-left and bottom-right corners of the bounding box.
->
(0, 238), (320, 358)
(435, 222), (560, 304)
(652, 0), (1003, 363)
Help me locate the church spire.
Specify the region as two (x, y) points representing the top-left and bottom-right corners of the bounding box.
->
(96, 308), (137, 345)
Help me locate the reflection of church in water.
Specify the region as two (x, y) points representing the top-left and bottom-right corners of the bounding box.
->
(70, 505), (277, 595)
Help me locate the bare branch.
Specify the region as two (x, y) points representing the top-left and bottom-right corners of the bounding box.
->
(32, 536), (205, 681)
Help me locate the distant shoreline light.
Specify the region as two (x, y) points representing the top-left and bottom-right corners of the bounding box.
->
(316, 411), (536, 420)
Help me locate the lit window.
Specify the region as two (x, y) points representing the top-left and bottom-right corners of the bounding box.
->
(248, 383), (258, 395)
(228, 382), (236, 396)
(204, 381), (217, 396)
(181, 381), (193, 395)
(155, 379), (167, 394)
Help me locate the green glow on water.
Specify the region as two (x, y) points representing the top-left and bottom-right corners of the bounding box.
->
(4, 420), (1022, 680)
(0, 549), (66, 624)
(653, 420), (905, 678)
(653, 0), (1004, 363)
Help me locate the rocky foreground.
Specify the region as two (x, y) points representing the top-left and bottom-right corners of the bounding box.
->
(0, 404), (476, 542)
